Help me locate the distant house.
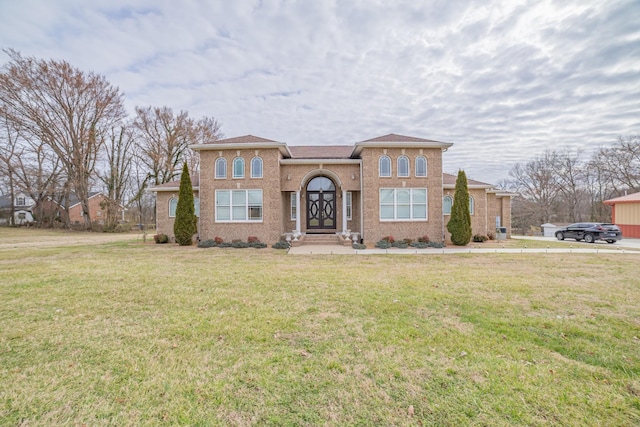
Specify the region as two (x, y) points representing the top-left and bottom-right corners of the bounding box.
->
(150, 133), (515, 245)
(0, 192), (35, 225)
(541, 223), (571, 237)
(603, 192), (640, 238)
(39, 192), (125, 226)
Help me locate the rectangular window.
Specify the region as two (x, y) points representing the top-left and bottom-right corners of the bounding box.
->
(346, 192), (352, 220)
(16, 197), (25, 206)
(216, 190), (262, 222)
(290, 192), (297, 220)
(379, 188), (427, 221)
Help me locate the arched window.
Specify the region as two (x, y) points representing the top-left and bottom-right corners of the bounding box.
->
(233, 157), (244, 178)
(415, 156), (427, 177)
(397, 156), (409, 177)
(169, 197), (178, 217)
(251, 157), (263, 178)
(469, 196), (474, 215)
(215, 158), (226, 179)
(379, 155), (391, 177)
(443, 195), (453, 215)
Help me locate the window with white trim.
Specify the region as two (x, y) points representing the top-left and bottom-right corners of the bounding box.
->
(415, 156), (427, 177)
(346, 191), (352, 220)
(290, 192), (297, 220)
(232, 157), (245, 178)
(379, 155), (391, 177)
(215, 158), (227, 179)
(251, 157), (263, 178)
(216, 189), (263, 222)
(469, 196), (474, 215)
(169, 197), (178, 217)
(16, 196), (26, 206)
(443, 195), (453, 215)
(169, 197), (200, 217)
(380, 188), (427, 221)
(397, 156), (409, 177)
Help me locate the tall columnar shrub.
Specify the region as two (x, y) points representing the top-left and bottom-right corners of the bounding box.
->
(447, 170), (472, 246)
(173, 163), (197, 246)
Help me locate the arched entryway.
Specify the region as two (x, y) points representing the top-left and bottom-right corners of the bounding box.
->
(306, 176), (336, 230)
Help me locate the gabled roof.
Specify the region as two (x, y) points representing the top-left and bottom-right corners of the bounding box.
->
(443, 173), (492, 188)
(603, 191), (640, 205)
(361, 133), (445, 143)
(352, 133), (453, 156)
(204, 135), (280, 144)
(148, 177), (200, 192)
(190, 134), (291, 157)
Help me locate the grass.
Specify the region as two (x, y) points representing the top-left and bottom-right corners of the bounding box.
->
(1, 229), (639, 426)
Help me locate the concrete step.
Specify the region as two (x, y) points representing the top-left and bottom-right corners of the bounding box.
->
(302, 234), (341, 245)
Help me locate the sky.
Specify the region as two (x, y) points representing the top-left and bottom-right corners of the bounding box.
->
(1, 0), (639, 185)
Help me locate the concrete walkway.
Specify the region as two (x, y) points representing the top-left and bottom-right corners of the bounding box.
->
(287, 236), (640, 255)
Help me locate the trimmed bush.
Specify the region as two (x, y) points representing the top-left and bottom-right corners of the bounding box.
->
(173, 163), (197, 246)
(473, 234), (488, 243)
(197, 239), (217, 248)
(154, 234), (169, 244)
(375, 240), (392, 249)
(352, 242), (366, 250)
(446, 170), (472, 246)
(272, 240), (290, 249)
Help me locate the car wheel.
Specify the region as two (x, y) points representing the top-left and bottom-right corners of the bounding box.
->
(584, 234), (595, 243)
(556, 232), (564, 241)
(606, 240), (615, 244)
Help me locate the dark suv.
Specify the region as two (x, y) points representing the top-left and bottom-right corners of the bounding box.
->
(555, 223), (623, 244)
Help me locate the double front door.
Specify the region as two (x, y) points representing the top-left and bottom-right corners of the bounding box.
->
(306, 191), (335, 230)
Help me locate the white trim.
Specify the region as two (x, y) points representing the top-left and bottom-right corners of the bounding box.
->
(232, 157), (245, 179)
(379, 155), (391, 177)
(415, 156), (427, 177)
(290, 192), (297, 220)
(250, 156), (263, 178)
(215, 157), (227, 179)
(190, 142), (292, 157)
(379, 188), (428, 222)
(397, 155), (410, 177)
(215, 189), (263, 222)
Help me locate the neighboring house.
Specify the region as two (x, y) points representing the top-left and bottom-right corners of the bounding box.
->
(41, 192), (125, 226)
(150, 133), (514, 245)
(0, 192), (35, 225)
(603, 191), (640, 238)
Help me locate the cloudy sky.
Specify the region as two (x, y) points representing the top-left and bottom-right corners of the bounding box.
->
(1, 0), (639, 184)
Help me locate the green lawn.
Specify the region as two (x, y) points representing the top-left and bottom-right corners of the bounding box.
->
(1, 230), (639, 426)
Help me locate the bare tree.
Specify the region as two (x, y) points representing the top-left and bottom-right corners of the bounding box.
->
(98, 125), (135, 230)
(0, 110), (64, 226)
(0, 49), (126, 228)
(134, 106), (192, 187)
(509, 150), (561, 230)
(596, 135), (640, 193)
(551, 149), (587, 222)
(134, 106), (223, 186)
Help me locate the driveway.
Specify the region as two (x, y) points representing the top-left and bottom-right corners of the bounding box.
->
(511, 235), (640, 250)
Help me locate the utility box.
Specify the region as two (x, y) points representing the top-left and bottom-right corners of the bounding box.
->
(496, 227), (507, 240)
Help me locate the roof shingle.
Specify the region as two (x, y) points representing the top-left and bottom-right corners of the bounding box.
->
(204, 135), (279, 145)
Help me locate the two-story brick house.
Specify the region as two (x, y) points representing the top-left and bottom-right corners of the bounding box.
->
(151, 133), (513, 245)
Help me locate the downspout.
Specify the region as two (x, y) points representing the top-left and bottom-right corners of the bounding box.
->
(440, 148), (446, 243)
(359, 159), (364, 243)
(197, 154), (201, 242)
